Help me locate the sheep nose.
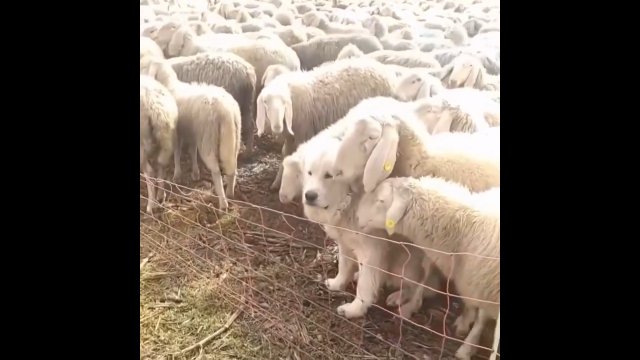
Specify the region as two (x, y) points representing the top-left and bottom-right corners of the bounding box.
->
(305, 190), (318, 202)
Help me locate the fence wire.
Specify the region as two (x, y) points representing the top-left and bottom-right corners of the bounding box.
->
(140, 173), (500, 360)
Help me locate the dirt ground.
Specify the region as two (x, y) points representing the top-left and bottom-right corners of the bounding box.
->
(140, 135), (497, 360)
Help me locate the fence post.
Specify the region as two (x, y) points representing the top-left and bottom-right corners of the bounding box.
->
(489, 310), (500, 360)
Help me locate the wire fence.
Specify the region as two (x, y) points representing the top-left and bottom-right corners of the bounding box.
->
(140, 172), (500, 360)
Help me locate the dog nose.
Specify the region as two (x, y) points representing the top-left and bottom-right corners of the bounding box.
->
(305, 190), (318, 202)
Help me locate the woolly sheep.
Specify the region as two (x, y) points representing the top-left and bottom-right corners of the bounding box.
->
(367, 50), (441, 69)
(261, 64), (291, 87)
(140, 74), (179, 214)
(292, 33), (383, 70)
(431, 48), (500, 75)
(222, 38), (301, 96)
(444, 23), (468, 46)
(299, 145), (441, 319)
(212, 21), (243, 34)
(435, 88), (500, 128)
(295, 2), (315, 14)
(189, 20), (212, 35)
(336, 43), (365, 60)
(332, 113), (500, 193)
(256, 58), (399, 190)
(302, 11), (368, 35)
(413, 96), (492, 134)
(415, 37), (455, 52)
(301, 26), (326, 40)
(240, 21), (264, 33)
(272, 26), (308, 46)
(356, 176), (500, 359)
(141, 58), (241, 210)
(394, 70), (444, 101)
(164, 52), (257, 157)
(440, 53), (491, 90)
(274, 10), (295, 26)
(141, 36), (164, 60)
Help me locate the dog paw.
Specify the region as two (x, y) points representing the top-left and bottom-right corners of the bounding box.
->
(325, 278), (346, 292)
(337, 300), (368, 319)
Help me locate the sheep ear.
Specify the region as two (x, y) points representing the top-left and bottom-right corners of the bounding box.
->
(473, 67), (485, 89)
(416, 81), (430, 99)
(363, 124), (399, 193)
(284, 98), (294, 135)
(147, 62), (158, 79)
(465, 65), (481, 88)
(168, 28), (185, 57)
(432, 109), (453, 134)
(385, 186), (409, 235)
(440, 64), (453, 82)
(256, 94), (266, 137)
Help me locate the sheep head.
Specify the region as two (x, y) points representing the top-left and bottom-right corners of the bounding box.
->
(447, 54), (485, 89)
(156, 21), (181, 49)
(279, 153), (303, 204)
(256, 83), (293, 137)
(168, 26), (195, 57)
(357, 178), (411, 236)
(413, 97), (453, 134)
(333, 116), (399, 192)
(395, 72), (425, 101)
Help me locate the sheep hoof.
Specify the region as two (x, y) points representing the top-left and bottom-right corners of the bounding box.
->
(191, 170), (201, 181)
(172, 171), (182, 183)
(325, 277), (346, 292)
(453, 316), (472, 337)
(218, 200), (229, 212)
(454, 345), (473, 360)
(398, 300), (421, 319)
(337, 301), (367, 319)
(385, 290), (407, 307)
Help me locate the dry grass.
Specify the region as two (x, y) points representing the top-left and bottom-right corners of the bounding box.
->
(140, 135), (497, 360)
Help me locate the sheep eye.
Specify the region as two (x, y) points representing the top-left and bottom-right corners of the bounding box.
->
(308, 171), (312, 175)
(324, 173), (332, 179)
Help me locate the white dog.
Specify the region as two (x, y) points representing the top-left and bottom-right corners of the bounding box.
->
(296, 138), (441, 319)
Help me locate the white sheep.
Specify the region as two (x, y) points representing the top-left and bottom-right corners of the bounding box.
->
(291, 33), (383, 70)
(336, 43), (365, 60)
(141, 58), (241, 211)
(140, 36), (164, 60)
(367, 50), (442, 69)
(140, 74), (178, 214)
(394, 70), (445, 101)
(332, 113), (500, 193)
(256, 58), (399, 190)
(299, 139), (441, 319)
(440, 53), (494, 90)
(261, 64), (291, 87)
(356, 176), (500, 360)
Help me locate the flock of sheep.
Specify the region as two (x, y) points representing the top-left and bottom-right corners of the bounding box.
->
(140, 0), (500, 358)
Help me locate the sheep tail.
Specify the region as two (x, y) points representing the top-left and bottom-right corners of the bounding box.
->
(217, 112), (239, 176)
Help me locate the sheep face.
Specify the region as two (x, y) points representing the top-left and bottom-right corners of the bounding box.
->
(156, 22), (181, 49)
(279, 155), (303, 204)
(413, 97), (451, 134)
(301, 142), (343, 210)
(333, 117), (400, 193)
(448, 55), (484, 88)
(142, 24), (159, 39)
(356, 178), (410, 236)
(256, 89), (293, 136)
(395, 73), (425, 101)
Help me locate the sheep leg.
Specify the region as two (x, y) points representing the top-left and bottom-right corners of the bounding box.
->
(270, 138), (293, 191)
(156, 167), (167, 204)
(224, 173), (236, 199)
(397, 284), (424, 319)
(455, 308), (490, 360)
(190, 144), (200, 181)
(326, 242), (358, 291)
(199, 152), (229, 211)
(143, 163), (156, 215)
(453, 306), (477, 337)
(337, 253), (383, 319)
(172, 138), (183, 182)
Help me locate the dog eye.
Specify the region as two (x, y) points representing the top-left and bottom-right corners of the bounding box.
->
(308, 171), (312, 175)
(324, 173), (332, 179)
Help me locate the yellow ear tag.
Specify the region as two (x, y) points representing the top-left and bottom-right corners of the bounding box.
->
(385, 218), (396, 230)
(383, 162), (393, 173)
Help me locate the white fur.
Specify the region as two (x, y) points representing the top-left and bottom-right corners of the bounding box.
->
(356, 176), (500, 360)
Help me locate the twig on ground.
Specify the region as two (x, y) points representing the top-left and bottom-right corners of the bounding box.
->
(140, 252), (155, 270)
(176, 306), (244, 355)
